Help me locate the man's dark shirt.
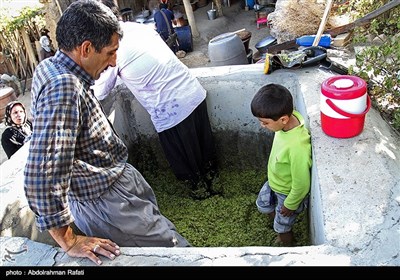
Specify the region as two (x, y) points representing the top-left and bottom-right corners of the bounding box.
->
(154, 8), (175, 41)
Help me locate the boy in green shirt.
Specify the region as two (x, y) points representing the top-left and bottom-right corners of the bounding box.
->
(251, 84), (312, 246)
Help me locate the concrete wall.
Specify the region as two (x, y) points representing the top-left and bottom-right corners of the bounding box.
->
(101, 66), (302, 172)
(100, 65), (328, 246)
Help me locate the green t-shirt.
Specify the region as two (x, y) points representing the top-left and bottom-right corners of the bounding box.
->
(268, 110), (312, 210)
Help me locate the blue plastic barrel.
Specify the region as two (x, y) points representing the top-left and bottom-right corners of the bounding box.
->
(246, 0), (255, 9)
(175, 26), (193, 52)
(296, 34), (331, 47)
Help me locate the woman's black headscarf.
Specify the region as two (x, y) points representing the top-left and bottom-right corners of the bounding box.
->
(4, 101), (27, 126)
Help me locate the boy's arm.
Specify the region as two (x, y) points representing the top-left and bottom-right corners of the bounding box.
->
(284, 146), (312, 210)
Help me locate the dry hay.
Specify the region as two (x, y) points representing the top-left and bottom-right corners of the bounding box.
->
(268, 0), (326, 43)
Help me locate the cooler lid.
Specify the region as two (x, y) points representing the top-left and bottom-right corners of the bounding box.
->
(321, 75), (367, 100)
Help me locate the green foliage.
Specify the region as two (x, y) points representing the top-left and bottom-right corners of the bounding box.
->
(0, 6), (44, 36)
(143, 168), (310, 247)
(0, 5), (45, 78)
(344, 0), (400, 132)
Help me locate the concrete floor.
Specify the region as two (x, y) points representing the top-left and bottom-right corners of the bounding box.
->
(179, 1), (272, 67)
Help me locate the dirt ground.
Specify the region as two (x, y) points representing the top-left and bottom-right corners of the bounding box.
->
(179, 1), (355, 69)
(177, 1), (273, 68)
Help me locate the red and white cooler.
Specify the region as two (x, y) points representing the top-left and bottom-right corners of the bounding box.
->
(320, 75), (371, 138)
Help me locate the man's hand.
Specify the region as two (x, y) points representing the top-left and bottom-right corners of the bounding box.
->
(49, 225), (121, 265)
(66, 235), (121, 265)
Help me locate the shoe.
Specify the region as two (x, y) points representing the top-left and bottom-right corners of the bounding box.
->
(275, 231), (294, 247)
(190, 186), (211, 200)
(204, 170), (223, 196)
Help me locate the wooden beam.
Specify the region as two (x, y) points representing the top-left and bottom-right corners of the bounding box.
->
(182, 0), (200, 37)
(20, 27), (38, 73)
(312, 0), (333, 46)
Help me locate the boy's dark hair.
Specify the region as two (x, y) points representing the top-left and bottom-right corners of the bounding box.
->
(159, 3), (168, 9)
(250, 83), (293, 121)
(56, 0), (123, 53)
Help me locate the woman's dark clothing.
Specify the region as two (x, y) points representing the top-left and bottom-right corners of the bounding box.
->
(154, 8), (175, 41)
(158, 100), (217, 186)
(1, 120), (32, 158)
(40, 48), (55, 61)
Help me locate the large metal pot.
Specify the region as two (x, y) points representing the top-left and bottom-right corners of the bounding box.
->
(254, 35), (277, 54)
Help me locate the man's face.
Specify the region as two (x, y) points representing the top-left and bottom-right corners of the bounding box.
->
(83, 33), (119, 80)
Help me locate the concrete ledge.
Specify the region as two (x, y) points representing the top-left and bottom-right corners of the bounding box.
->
(297, 67), (400, 265)
(2, 237), (351, 266)
(1, 65), (399, 266)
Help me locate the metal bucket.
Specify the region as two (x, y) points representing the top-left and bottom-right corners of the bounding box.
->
(207, 9), (217, 20)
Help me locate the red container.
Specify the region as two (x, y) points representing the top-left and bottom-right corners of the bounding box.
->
(320, 75), (370, 138)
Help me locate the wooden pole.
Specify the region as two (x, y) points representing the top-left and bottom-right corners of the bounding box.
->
(0, 34), (17, 75)
(312, 0), (333, 46)
(233, 28), (246, 34)
(54, 0), (65, 16)
(182, 0), (200, 37)
(20, 27), (38, 73)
